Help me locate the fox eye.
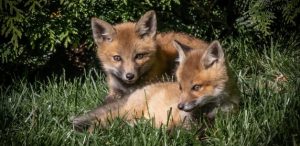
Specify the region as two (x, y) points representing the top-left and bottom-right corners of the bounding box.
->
(191, 84), (202, 91)
(113, 55), (122, 61)
(135, 53), (145, 60)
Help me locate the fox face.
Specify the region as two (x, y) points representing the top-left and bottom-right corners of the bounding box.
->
(174, 40), (229, 112)
(92, 11), (157, 84)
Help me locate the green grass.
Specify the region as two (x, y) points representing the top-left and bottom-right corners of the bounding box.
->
(1, 36), (299, 145)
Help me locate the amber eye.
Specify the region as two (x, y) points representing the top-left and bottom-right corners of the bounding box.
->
(113, 55), (122, 61)
(191, 84), (202, 91)
(135, 53), (144, 60)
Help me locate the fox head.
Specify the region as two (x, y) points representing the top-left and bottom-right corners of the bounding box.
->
(91, 11), (158, 84)
(173, 40), (229, 112)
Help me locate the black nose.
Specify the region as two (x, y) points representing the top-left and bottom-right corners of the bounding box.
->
(178, 103), (184, 110)
(126, 73), (135, 80)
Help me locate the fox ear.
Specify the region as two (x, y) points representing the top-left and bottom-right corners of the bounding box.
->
(91, 17), (116, 45)
(173, 40), (192, 63)
(202, 40), (224, 69)
(135, 10), (157, 38)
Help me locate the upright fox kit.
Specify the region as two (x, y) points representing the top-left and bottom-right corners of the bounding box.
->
(72, 40), (240, 131)
(92, 10), (208, 101)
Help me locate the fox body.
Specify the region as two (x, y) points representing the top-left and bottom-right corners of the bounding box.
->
(92, 10), (208, 101)
(73, 40), (240, 131)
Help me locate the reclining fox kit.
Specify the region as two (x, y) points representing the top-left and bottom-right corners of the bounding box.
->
(73, 39), (240, 131)
(92, 10), (208, 101)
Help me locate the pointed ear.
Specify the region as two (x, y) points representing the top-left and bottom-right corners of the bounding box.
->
(201, 40), (224, 69)
(173, 40), (193, 63)
(135, 10), (157, 38)
(91, 17), (116, 45)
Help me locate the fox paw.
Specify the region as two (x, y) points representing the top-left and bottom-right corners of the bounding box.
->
(104, 94), (122, 103)
(72, 116), (92, 132)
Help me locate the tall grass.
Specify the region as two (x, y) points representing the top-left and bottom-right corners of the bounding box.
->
(0, 37), (299, 145)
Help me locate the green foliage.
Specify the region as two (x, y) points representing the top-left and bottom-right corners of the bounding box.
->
(282, 0), (300, 25)
(0, 0), (179, 65)
(1, 0), (299, 68)
(236, 0), (276, 36)
(235, 0), (299, 37)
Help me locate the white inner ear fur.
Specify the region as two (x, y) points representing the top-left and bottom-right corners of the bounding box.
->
(136, 11), (157, 38)
(202, 40), (224, 68)
(173, 41), (186, 63)
(91, 18), (115, 44)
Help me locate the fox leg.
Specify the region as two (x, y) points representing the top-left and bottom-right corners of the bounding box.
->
(105, 89), (123, 103)
(104, 75), (128, 103)
(72, 97), (129, 132)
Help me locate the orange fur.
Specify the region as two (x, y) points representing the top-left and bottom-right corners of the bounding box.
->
(92, 11), (208, 101)
(72, 40), (240, 131)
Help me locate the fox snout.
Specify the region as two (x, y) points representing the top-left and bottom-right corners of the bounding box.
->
(122, 72), (138, 84)
(177, 92), (197, 111)
(177, 102), (184, 110)
(123, 72), (137, 82)
(177, 100), (197, 112)
(125, 73), (135, 80)
(178, 95), (219, 112)
(177, 94), (204, 112)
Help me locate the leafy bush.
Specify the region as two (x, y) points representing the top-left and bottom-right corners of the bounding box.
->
(0, 0), (178, 64)
(0, 0), (299, 79)
(235, 0), (299, 37)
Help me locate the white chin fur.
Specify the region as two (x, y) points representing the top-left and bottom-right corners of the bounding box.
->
(123, 79), (136, 84)
(182, 104), (195, 112)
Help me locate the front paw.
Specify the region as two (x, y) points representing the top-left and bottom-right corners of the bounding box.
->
(103, 93), (122, 104)
(72, 116), (93, 132)
(104, 95), (116, 103)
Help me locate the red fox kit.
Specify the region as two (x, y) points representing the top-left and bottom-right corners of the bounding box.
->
(72, 40), (240, 131)
(92, 10), (208, 101)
